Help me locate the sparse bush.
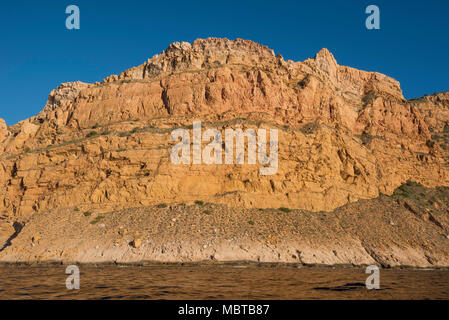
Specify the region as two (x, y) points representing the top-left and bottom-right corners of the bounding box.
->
(297, 75), (310, 89)
(86, 131), (98, 138)
(83, 211), (92, 217)
(443, 125), (449, 134)
(406, 180), (424, 188)
(392, 181), (425, 198)
(279, 207), (291, 213)
(362, 92), (378, 104)
(157, 203), (168, 208)
(90, 216), (105, 225)
(431, 134), (441, 140)
(248, 220), (255, 225)
(300, 123), (318, 135)
(203, 210), (211, 215)
(195, 200), (205, 206)
(24, 147), (31, 153)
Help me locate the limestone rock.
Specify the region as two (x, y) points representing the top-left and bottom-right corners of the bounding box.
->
(0, 38), (447, 220)
(0, 222), (15, 248)
(132, 238), (143, 249)
(0, 118), (9, 144)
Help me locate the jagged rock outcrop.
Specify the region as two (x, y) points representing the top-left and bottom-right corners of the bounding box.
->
(0, 118), (9, 145)
(0, 38), (447, 225)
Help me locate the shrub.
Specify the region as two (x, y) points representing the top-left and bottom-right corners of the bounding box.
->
(157, 203), (168, 208)
(195, 200), (205, 206)
(279, 207), (291, 213)
(24, 147), (31, 153)
(248, 220), (255, 225)
(297, 75), (310, 89)
(392, 182), (422, 198)
(86, 131), (98, 138)
(90, 216), (105, 225)
(203, 210), (211, 215)
(300, 123), (318, 135)
(443, 125), (449, 134)
(406, 180), (424, 188)
(83, 211), (92, 217)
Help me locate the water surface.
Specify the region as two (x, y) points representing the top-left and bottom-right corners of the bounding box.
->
(0, 265), (448, 300)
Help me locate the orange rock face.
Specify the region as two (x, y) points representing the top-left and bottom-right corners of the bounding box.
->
(0, 38), (448, 221)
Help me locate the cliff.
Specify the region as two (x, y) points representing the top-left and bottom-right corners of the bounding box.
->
(0, 38), (448, 266)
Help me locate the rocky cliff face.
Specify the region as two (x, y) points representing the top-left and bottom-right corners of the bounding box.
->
(0, 38), (448, 224)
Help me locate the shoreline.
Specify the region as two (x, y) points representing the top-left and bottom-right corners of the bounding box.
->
(1, 184), (449, 269)
(2, 260), (449, 270)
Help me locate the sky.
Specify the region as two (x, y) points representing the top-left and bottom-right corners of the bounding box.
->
(0, 0), (448, 125)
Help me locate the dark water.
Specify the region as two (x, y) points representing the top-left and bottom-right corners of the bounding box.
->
(0, 265), (448, 300)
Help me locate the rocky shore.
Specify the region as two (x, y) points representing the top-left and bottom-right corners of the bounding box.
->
(1, 182), (448, 268)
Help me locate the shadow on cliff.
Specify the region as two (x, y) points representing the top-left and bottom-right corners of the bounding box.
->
(0, 222), (24, 252)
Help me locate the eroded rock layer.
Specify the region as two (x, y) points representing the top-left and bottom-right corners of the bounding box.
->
(0, 38), (448, 225)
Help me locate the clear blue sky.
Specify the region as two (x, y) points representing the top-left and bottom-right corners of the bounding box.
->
(1, 0), (448, 125)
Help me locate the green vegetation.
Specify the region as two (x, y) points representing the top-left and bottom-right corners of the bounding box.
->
(393, 180), (425, 198)
(362, 92), (379, 104)
(130, 127), (141, 134)
(83, 211), (92, 217)
(86, 131), (98, 138)
(357, 132), (385, 146)
(300, 123), (318, 135)
(391, 181), (449, 212)
(279, 207), (291, 213)
(248, 220), (255, 225)
(24, 147), (31, 153)
(90, 216), (105, 225)
(195, 200), (205, 206)
(297, 76), (310, 89)
(430, 125), (449, 152)
(203, 210), (211, 215)
(157, 203), (168, 208)
(118, 132), (130, 137)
